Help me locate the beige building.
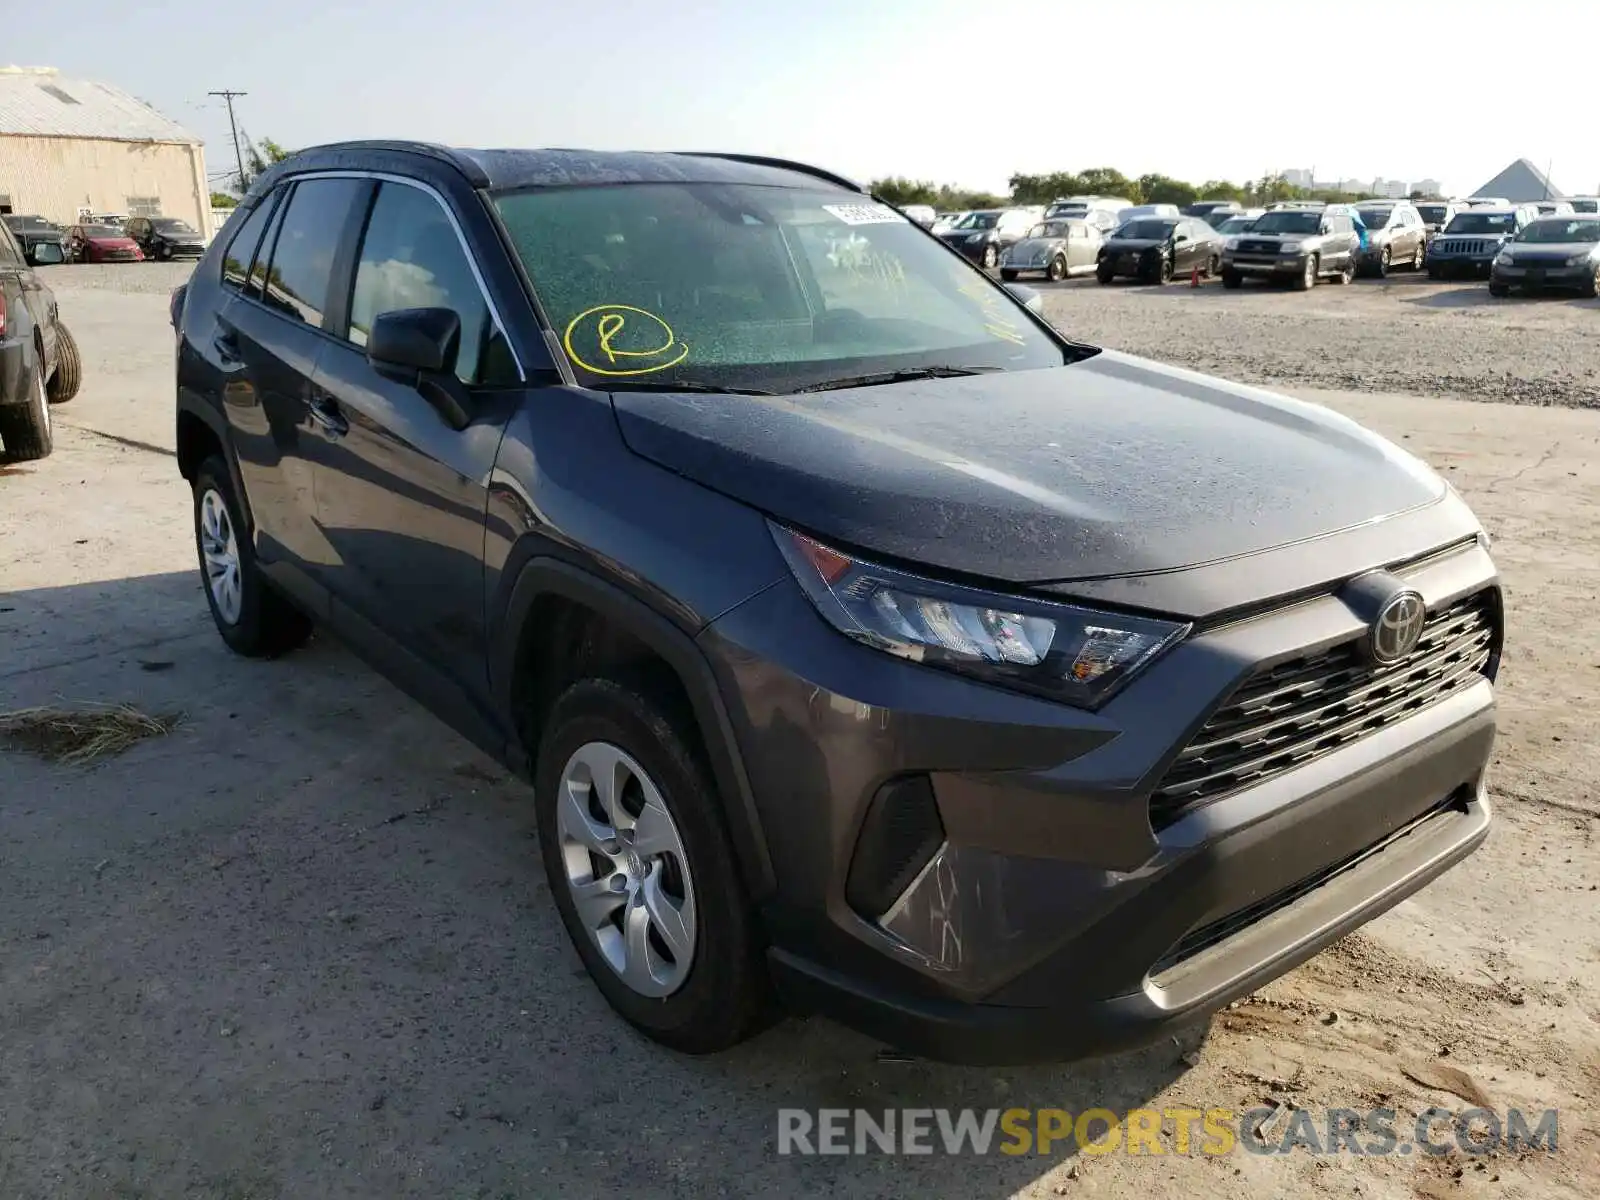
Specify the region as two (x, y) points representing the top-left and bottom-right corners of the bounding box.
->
(0, 66), (210, 237)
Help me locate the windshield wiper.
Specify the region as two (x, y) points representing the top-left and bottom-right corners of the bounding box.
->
(602, 380), (777, 396)
(792, 365), (1000, 394)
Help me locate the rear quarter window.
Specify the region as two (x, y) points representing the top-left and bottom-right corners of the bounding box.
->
(220, 196), (277, 291)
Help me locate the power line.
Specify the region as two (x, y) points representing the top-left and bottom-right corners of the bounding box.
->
(207, 90), (248, 191)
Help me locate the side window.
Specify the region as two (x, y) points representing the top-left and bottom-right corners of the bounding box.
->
(0, 224), (23, 266)
(249, 191), (290, 302)
(347, 182), (506, 384)
(258, 177), (366, 327)
(221, 195), (276, 291)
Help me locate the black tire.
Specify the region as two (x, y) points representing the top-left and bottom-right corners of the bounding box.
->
(1584, 266), (1600, 299)
(0, 357), (53, 462)
(46, 323), (82, 404)
(191, 456), (312, 657)
(1156, 256), (1174, 285)
(1221, 269), (1243, 289)
(1427, 265), (1441, 281)
(1046, 255), (1067, 282)
(535, 675), (773, 1054)
(1413, 239), (1427, 269)
(1335, 258), (1356, 285)
(156, 242), (171, 262)
(1096, 266), (1115, 285)
(1488, 283), (1511, 298)
(1000, 268), (1019, 282)
(1375, 244), (1391, 277)
(982, 244), (998, 269)
(1207, 254), (1220, 278)
(1294, 253), (1319, 291)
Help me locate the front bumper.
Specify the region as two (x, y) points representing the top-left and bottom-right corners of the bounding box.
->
(1427, 255), (1496, 278)
(1491, 261), (1594, 289)
(154, 242), (206, 259)
(941, 239), (995, 263)
(1222, 251), (1307, 278)
(1098, 251), (1160, 278)
(702, 537), (1499, 1064)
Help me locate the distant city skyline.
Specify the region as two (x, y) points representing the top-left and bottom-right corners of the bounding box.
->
(1281, 169), (1445, 198)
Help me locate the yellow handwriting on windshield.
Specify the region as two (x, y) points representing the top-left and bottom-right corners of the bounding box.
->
(564, 304), (689, 376)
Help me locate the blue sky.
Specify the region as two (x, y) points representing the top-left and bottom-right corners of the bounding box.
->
(42, 0), (1600, 198)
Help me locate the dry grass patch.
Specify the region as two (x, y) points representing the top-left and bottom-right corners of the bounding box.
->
(0, 704), (183, 765)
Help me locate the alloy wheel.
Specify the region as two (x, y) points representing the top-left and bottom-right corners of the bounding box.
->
(198, 488), (242, 625)
(556, 741), (697, 998)
(1304, 255), (1317, 288)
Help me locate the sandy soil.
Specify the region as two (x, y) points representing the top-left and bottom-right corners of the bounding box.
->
(1, 270), (1597, 1199)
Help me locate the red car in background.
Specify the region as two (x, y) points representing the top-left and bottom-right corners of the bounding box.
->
(66, 224), (144, 263)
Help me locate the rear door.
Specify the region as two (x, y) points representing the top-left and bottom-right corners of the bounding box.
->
(0, 223), (56, 369)
(214, 176), (370, 585)
(307, 178), (523, 700)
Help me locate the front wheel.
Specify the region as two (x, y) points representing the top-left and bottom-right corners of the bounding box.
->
(1207, 254), (1220, 278)
(1584, 265), (1600, 299)
(1096, 266), (1114, 285)
(0, 360), (53, 462)
(47, 323), (82, 404)
(1413, 239), (1427, 269)
(1157, 256), (1174, 284)
(1221, 269), (1243, 289)
(1046, 255), (1067, 282)
(1488, 283), (1511, 297)
(1335, 258), (1356, 285)
(192, 456), (312, 657)
(1427, 265), (1442, 281)
(1375, 245), (1391, 277)
(535, 676), (773, 1054)
(1294, 254), (1319, 290)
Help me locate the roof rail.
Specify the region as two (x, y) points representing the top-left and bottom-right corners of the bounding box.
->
(285, 140), (490, 187)
(674, 152), (866, 194)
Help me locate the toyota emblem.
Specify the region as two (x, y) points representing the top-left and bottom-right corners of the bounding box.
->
(1371, 590), (1426, 664)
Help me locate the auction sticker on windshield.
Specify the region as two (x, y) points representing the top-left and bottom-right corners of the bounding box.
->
(823, 203), (907, 226)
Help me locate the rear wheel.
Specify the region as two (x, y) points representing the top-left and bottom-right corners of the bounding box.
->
(1413, 238), (1427, 269)
(1374, 244), (1391, 277)
(982, 244), (998, 269)
(1046, 255), (1067, 282)
(0, 360), (53, 462)
(192, 456), (312, 657)
(535, 676), (773, 1053)
(1336, 258), (1356, 285)
(1157, 256), (1174, 284)
(1207, 254), (1220, 278)
(1294, 253), (1319, 290)
(46, 324), (83, 404)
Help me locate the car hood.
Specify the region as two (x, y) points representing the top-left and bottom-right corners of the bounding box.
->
(1508, 241), (1597, 256)
(1104, 237), (1166, 252)
(1005, 237), (1067, 257)
(87, 236), (138, 247)
(610, 351), (1446, 594)
(155, 231), (203, 241)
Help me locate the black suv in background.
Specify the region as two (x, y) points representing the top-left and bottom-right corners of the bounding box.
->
(170, 142), (1500, 1064)
(125, 216), (207, 260)
(0, 222), (81, 461)
(2, 214), (69, 266)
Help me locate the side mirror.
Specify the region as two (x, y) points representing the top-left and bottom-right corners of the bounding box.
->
(1174, 233), (1190, 244)
(367, 307), (472, 430)
(1005, 282), (1044, 311)
(28, 241), (65, 265)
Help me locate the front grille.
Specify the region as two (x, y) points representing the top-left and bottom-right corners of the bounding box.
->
(1435, 238), (1487, 256)
(1238, 240), (1281, 254)
(1149, 590), (1497, 830)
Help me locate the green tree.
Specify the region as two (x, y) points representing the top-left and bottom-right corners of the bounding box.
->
(869, 177), (940, 207)
(1197, 179), (1246, 202)
(209, 192), (238, 208)
(238, 132), (294, 191)
(1008, 172), (1086, 205)
(1076, 168), (1139, 201)
(1137, 173), (1198, 208)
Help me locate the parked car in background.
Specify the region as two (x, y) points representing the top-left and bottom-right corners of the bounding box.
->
(937, 207), (1039, 269)
(1353, 200), (1428, 276)
(1221, 206), (1359, 289)
(1531, 200), (1574, 217)
(1464, 197), (1510, 208)
(1566, 197), (1599, 214)
(900, 204), (936, 228)
(82, 212), (128, 228)
(0, 223), (82, 461)
(1199, 205), (1261, 229)
(1, 215), (69, 266)
(1414, 199), (1465, 241)
(170, 141), (1502, 1065)
(66, 224), (144, 263)
(1426, 206), (1536, 279)
(1488, 215), (1600, 297)
(931, 210), (967, 233)
(125, 216), (207, 260)
(1096, 216), (1223, 284)
(1046, 196), (1133, 223)
(1184, 199), (1243, 221)
(999, 217), (1103, 282)
(1212, 212), (1262, 238)
(1115, 203), (1181, 224)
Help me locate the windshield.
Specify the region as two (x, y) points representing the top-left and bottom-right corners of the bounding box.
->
(1026, 221), (1073, 239)
(1416, 204), (1447, 224)
(1251, 211), (1323, 234)
(1115, 219), (1177, 240)
(154, 219), (197, 233)
(1046, 204), (1087, 218)
(493, 183), (1067, 392)
(4, 215), (53, 231)
(1356, 207), (1394, 228)
(1216, 216), (1257, 235)
(951, 211), (998, 230)
(1570, 199), (1599, 214)
(1517, 219), (1600, 244)
(81, 225), (122, 238)
(1444, 212), (1516, 234)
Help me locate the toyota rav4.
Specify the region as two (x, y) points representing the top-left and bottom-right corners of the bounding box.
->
(170, 142), (1501, 1064)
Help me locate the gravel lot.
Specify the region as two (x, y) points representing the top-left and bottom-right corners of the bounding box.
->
(2, 266), (1598, 1199)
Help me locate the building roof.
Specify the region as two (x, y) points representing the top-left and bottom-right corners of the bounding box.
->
(1472, 158), (1562, 203)
(0, 66), (199, 144)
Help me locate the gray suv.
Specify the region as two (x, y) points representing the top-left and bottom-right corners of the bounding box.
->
(1221, 206), (1361, 288)
(170, 142), (1501, 1064)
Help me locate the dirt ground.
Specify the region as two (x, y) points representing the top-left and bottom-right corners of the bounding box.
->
(1, 266), (1598, 1199)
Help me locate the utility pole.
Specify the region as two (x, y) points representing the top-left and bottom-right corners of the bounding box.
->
(208, 90), (248, 193)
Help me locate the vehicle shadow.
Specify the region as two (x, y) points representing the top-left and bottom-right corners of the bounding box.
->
(1403, 285), (1600, 310)
(0, 568), (1198, 1198)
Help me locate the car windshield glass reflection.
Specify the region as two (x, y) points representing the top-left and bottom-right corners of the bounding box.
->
(1517, 219), (1600, 243)
(1445, 213), (1516, 233)
(1357, 208), (1394, 228)
(494, 182), (1071, 393)
(1251, 211), (1322, 234)
(1117, 220), (1177, 240)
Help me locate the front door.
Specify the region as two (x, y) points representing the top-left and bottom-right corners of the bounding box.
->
(307, 179), (521, 702)
(0, 225), (55, 367)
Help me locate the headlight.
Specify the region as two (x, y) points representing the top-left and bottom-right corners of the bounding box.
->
(1225, 237), (1241, 250)
(1494, 251), (1513, 266)
(1568, 253), (1591, 266)
(773, 526), (1189, 708)
(1278, 241), (1302, 254)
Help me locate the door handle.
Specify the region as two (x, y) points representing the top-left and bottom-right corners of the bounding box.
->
(212, 329), (242, 366)
(308, 394), (349, 438)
